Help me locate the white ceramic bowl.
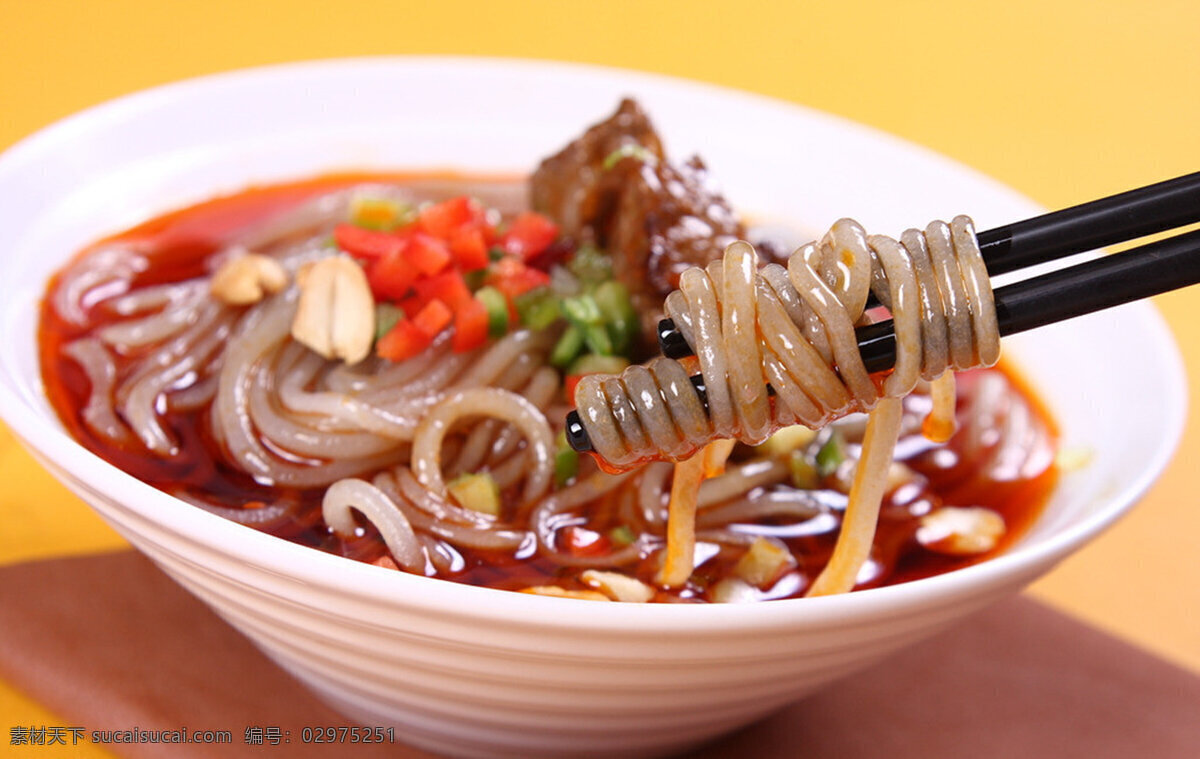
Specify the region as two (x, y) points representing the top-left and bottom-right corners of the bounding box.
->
(0, 59), (1185, 759)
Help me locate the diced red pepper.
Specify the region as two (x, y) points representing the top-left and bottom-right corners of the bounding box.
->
(376, 319), (431, 362)
(449, 225), (489, 271)
(403, 233), (452, 276)
(348, 196), (555, 363)
(418, 196), (485, 239)
(488, 256), (552, 301)
(480, 219), (499, 246)
(415, 269), (473, 309)
(335, 223), (405, 260)
(452, 298), (489, 353)
(501, 212), (559, 261)
(397, 293), (427, 319)
(412, 299), (453, 339)
(367, 249), (418, 300)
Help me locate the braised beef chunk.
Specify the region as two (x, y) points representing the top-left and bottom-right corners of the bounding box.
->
(608, 155), (743, 315)
(530, 98), (745, 352)
(530, 99), (665, 239)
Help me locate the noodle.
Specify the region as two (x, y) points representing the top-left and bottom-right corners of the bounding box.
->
(656, 452), (706, 587)
(61, 338), (133, 444)
(43, 162), (1047, 604)
(411, 386), (555, 505)
(806, 397), (904, 596)
(322, 478), (426, 572)
(574, 216), (1000, 594)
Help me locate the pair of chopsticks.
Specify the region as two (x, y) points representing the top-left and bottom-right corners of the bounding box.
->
(565, 171), (1200, 453)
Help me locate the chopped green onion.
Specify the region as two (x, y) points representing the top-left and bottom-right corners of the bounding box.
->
(554, 431), (580, 488)
(568, 354), (629, 376)
(475, 286), (510, 338)
(566, 246), (612, 284)
(488, 246), (506, 262)
(562, 293), (602, 324)
(446, 472), (502, 516)
(593, 280), (638, 356)
(374, 303), (403, 342)
(608, 525), (636, 547)
(815, 430), (846, 478)
(562, 294), (613, 355)
(602, 143), (657, 170)
(550, 324), (585, 367)
(582, 323), (613, 355)
(515, 286), (562, 330)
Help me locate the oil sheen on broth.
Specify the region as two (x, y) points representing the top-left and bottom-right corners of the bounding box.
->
(39, 172), (1058, 603)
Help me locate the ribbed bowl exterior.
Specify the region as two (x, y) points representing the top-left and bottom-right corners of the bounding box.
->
(43, 453), (1037, 758)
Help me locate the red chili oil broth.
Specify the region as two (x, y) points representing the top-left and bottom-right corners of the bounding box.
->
(39, 174), (1059, 601)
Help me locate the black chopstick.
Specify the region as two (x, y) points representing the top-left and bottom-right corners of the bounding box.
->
(976, 170), (1200, 277)
(564, 228), (1200, 454)
(660, 171), (1200, 360)
(855, 227), (1200, 372)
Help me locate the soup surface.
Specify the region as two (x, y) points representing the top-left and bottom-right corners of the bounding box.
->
(39, 171), (1058, 602)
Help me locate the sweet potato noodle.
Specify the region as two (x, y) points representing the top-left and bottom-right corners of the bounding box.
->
(575, 217), (1002, 594)
(40, 102), (1057, 603)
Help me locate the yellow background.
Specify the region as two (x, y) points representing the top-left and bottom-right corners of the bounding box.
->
(2, 0), (1198, 748)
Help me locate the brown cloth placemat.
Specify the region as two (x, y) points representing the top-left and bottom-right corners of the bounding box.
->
(0, 551), (1197, 758)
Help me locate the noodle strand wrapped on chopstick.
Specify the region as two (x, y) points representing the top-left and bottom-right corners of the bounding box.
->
(575, 216), (1001, 594)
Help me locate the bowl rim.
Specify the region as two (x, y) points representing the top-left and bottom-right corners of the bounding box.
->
(0, 56), (1187, 631)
